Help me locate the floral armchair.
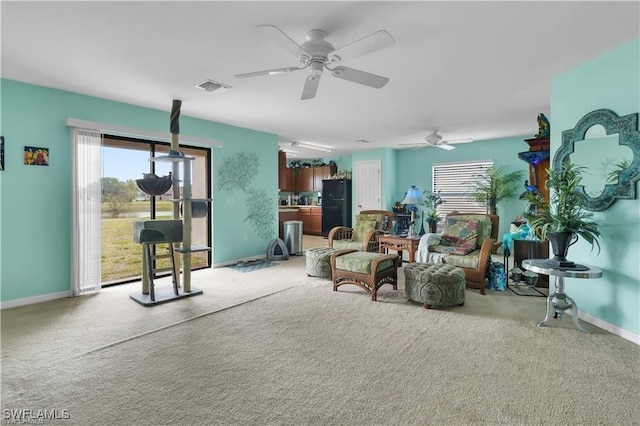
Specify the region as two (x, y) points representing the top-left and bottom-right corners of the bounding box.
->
(417, 212), (499, 295)
(328, 210), (394, 253)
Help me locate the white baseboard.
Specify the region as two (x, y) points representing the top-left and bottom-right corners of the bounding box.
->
(212, 254), (267, 268)
(1, 290), (72, 310)
(578, 311), (639, 345)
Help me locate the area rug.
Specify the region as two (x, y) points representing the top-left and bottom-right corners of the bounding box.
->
(227, 259), (277, 273)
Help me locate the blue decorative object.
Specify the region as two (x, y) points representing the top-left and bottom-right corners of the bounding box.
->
(400, 186), (423, 237)
(518, 150), (550, 166)
(535, 113), (550, 138)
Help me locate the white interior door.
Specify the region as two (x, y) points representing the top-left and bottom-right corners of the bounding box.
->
(355, 160), (382, 213)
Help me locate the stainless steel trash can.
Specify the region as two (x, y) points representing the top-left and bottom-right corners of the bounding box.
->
(283, 220), (303, 255)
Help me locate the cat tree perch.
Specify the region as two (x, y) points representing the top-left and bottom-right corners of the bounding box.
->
(130, 100), (209, 306)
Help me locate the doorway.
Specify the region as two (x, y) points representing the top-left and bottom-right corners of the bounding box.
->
(101, 136), (211, 285)
(355, 160), (382, 212)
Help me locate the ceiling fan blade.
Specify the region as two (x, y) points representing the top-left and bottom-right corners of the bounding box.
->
(257, 24), (311, 57)
(331, 66), (389, 89)
(444, 137), (474, 145)
(329, 30), (395, 63)
(436, 143), (456, 151)
(235, 66), (303, 79)
(301, 73), (322, 100)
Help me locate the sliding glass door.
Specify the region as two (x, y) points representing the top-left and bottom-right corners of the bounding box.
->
(101, 136), (211, 285)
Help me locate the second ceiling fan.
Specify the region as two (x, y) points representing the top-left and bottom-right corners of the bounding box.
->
(235, 25), (395, 100)
(400, 130), (474, 151)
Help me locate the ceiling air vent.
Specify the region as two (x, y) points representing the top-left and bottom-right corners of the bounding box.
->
(195, 79), (231, 93)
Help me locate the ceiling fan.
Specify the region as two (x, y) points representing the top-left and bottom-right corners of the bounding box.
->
(235, 25), (395, 100)
(400, 130), (474, 151)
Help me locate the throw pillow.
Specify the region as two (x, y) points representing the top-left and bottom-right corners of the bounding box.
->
(352, 218), (378, 242)
(440, 218), (479, 251)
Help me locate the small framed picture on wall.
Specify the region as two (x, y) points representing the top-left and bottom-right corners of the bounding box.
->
(24, 146), (49, 166)
(0, 136), (4, 171)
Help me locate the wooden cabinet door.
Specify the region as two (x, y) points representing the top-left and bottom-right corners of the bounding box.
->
(313, 167), (324, 192)
(297, 168), (313, 192)
(285, 168), (295, 192)
(311, 208), (322, 235)
(298, 207), (312, 234)
(312, 166), (336, 192)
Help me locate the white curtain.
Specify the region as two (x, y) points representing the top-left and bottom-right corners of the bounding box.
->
(71, 128), (103, 296)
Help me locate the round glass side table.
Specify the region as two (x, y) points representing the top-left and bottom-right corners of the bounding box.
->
(522, 259), (603, 333)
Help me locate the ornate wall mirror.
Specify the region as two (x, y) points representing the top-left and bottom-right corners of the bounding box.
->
(554, 109), (640, 211)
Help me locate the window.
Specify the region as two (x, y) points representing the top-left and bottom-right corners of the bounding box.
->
(433, 160), (493, 217)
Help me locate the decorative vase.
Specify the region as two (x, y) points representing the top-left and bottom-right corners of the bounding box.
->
(546, 231), (579, 268)
(429, 220), (437, 234)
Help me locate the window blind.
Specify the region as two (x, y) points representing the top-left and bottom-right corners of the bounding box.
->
(432, 160), (493, 216)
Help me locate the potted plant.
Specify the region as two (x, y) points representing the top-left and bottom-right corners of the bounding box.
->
(469, 166), (523, 215)
(422, 190), (444, 233)
(523, 161), (601, 267)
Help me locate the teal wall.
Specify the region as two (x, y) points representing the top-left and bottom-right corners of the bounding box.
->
(396, 136), (533, 238)
(550, 37), (640, 336)
(0, 79), (277, 302)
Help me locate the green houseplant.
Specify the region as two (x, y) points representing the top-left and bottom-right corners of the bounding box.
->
(421, 190), (444, 233)
(469, 166), (523, 215)
(523, 161), (601, 267)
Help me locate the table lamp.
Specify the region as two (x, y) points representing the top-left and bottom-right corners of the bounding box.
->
(400, 185), (423, 237)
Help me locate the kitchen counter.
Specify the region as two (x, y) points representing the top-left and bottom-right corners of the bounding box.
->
(278, 205), (322, 236)
(278, 205), (321, 209)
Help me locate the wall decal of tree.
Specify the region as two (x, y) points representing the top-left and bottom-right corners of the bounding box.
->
(245, 188), (274, 239)
(217, 151), (275, 239)
(217, 152), (259, 192)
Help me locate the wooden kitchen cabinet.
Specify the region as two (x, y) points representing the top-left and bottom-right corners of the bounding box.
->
(297, 168), (314, 192)
(298, 207), (322, 235)
(310, 207), (322, 235)
(298, 207), (312, 234)
(278, 150), (295, 192)
(313, 165), (336, 191)
(285, 168), (295, 192)
(293, 165), (336, 193)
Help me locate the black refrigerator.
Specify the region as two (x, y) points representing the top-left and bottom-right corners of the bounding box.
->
(321, 179), (352, 237)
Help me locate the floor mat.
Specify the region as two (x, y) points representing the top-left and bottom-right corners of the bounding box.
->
(228, 259), (278, 273)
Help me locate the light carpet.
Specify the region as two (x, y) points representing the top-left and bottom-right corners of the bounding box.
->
(2, 255), (639, 425)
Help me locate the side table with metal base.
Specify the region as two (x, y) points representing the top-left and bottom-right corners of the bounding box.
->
(522, 259), (602, 333)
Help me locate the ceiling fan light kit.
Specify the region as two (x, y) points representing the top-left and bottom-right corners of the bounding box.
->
(235, 24), (395, 100)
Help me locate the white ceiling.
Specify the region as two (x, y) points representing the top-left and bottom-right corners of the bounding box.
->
(2, 1), (639, 158)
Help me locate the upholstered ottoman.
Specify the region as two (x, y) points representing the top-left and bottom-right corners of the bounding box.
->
(404, 263), (465, 309)
(306, 247), (340, 279)
(330, 249), (400, 301)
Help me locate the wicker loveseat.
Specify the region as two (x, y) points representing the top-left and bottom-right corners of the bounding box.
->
(328, 210), (394, 253)
(418, 212), (499, 295)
